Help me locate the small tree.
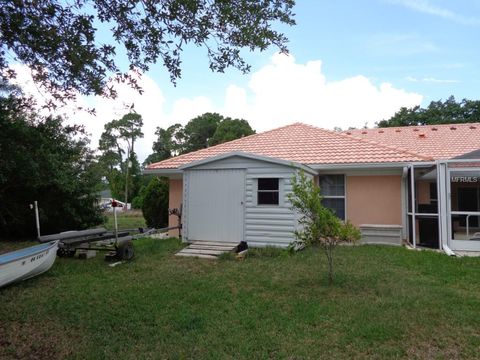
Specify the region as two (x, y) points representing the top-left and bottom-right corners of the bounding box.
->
(288, 171), (361, 284)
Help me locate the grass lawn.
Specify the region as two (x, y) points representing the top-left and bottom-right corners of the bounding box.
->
(0, 239), (479, 359)
(103, 210), (146, 230)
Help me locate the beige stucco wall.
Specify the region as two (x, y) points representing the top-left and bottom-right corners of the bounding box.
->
(346, 175), (402, 227)
(168, 179), (183, 237)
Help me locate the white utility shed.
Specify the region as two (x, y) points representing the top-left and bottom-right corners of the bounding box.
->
(180, 152), (315, 247)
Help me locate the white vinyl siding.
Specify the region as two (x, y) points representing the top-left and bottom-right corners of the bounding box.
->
(245, 168), (299, 247)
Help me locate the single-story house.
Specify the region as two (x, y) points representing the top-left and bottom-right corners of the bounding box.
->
(144, 122), (480, 254)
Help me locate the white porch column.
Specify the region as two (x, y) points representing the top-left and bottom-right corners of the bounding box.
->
(437, 161), (449, 249)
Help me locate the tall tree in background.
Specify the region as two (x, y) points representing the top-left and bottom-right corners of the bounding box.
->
(209, 117), (255, 146)
(378, 96), (480, 127)
(182, 112), (223, 153)
(0, 0), (295, 105)
(143, 124), (184, 166)
(144, 113), (255, 166)
(98, 112), (144, 206)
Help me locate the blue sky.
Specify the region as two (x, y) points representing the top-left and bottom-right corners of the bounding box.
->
(15, 0), (480, 160)
(154, 0), (479, 106)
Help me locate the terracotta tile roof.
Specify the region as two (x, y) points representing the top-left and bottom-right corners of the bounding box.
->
(146, 123), (430, 170)
(344, 123), (480, 160)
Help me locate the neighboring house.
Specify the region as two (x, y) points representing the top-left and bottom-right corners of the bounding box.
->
(144, 122), (480, 253)
(96, 190), (131, 212)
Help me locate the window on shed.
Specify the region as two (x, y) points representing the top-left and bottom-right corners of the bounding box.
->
(257, 178), (279, 205)
(319, 175), (345, 220)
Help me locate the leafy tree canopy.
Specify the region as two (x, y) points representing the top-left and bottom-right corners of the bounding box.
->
(209, 117), (255, 146)
(0, 0), (295, 105)
(183, 112), (222, 153)
(378, 96), (480, 127)
(0, 84), (103, 238)
(144, 112), (255, 166)
(144, 123), (184, 165)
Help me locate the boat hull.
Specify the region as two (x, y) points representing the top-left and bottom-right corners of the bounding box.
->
(0, 241), (58, 288)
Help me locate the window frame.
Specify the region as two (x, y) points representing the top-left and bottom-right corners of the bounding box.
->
(257, 178), (280, 206)
(318, 174), (347, 220)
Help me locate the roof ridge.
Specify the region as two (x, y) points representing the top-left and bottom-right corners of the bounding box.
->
(346, 122), (480, 132)
(308, 123), (433, 161)
(146, 122), (304, 169)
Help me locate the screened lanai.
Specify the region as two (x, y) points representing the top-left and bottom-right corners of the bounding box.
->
(408, 150), (480, 253)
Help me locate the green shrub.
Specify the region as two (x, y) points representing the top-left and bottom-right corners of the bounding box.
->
(131, 195), (143, 209)
(141, 177), (168, 228)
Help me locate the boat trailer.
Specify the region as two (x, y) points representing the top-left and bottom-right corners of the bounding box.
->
(38, 226), (178, 261)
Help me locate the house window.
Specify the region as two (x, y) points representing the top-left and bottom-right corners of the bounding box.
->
(319, 175), (345, 220)
(257, 178), (279, 205)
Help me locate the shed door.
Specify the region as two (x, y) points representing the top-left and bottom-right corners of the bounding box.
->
(187, 169), (245, 242)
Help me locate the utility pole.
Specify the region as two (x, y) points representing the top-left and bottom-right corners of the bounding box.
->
(124, 142), (130, 211)
(30, 201), (41, 239)
(124, 131), (135, 211)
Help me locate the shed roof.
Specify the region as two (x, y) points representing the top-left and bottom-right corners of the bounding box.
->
(179, 151), (317, 175)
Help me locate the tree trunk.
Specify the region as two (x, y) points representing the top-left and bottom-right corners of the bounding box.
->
(324, 240), (334, 285)
(327, 247), (333, 285)
(124, 159), (129, 209)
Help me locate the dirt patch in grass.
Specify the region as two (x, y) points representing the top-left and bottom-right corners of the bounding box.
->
(0, 321), (81, 360)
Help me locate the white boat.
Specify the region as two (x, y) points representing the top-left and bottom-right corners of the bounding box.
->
(0, 241), (58, 288)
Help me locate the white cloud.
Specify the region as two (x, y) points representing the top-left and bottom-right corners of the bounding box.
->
(387, 0), (480, 26)
(168, 96), (214, 125)
(9, 64), (167, 162)
(11, 53), (423, 161)
(220, 53), (422, 131)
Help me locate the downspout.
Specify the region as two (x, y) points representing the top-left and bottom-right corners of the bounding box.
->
(409, 164), (416, 248)
(401, 167), (408, 243)
(442, 244), (456, 256)
(437, 161), (456, 256)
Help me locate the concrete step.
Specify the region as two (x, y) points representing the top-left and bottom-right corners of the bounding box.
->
(188, 244), (237, 251)
(175, 253), (217, 259)
(191, 241), (238, 247)
(175, 240), (240, 259)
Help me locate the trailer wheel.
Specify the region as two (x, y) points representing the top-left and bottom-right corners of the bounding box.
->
(116, 240), (134, 261)
(57, 248), (76, 258)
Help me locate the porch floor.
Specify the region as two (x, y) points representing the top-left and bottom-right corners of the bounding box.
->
(175, 241), (239, 259)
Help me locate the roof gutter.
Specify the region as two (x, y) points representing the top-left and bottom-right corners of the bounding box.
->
(310, 161), (435, 170)
(144, 160), (439, 175)
(142, 168), (183, 176)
